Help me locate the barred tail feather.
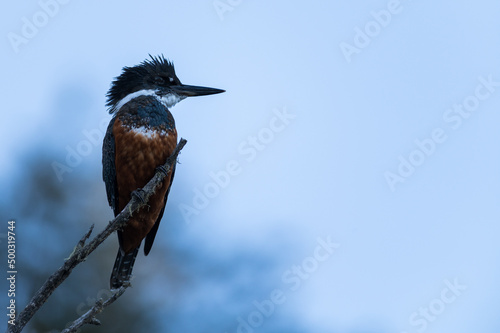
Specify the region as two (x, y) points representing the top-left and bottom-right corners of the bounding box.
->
(110, 247), (139, 289)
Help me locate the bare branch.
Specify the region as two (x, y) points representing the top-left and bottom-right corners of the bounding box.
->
(6, 138), (187, 333)
(60, 284), (129, 333)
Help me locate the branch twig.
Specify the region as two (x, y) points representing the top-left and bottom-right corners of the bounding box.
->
(60, 284), (129, 333)
(6, 138), (187, 333)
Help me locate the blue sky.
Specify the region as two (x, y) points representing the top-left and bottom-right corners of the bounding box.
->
(2, 1), (500, 332)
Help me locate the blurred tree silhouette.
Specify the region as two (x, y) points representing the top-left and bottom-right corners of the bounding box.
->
(1, 146), (309, 333)
(2, 152), (159, 332)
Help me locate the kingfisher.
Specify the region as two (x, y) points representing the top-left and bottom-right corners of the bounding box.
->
(102, 55), (224, 289)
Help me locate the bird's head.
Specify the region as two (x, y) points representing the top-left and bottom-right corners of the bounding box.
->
(106, 55), (224, 114)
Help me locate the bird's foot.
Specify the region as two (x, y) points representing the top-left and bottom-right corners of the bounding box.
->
(156, 165), (170, 176)
(132, 189), (150, 209)
(132, 189), (146, 203)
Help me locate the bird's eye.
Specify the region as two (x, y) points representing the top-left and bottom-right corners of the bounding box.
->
(154, 76), (165, 85)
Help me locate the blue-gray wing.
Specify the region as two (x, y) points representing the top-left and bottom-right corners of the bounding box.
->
(102, 117), (119, 216)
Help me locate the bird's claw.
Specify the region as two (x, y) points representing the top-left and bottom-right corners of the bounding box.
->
(156, 165), (170, 176)
(131, 189), (146, 204)
(132, 189), (150, 210)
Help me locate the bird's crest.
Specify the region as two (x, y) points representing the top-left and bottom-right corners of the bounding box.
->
(106, 54), (176, 114)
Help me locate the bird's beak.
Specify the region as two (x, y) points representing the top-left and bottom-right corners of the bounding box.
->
(170, 84), (225, 97)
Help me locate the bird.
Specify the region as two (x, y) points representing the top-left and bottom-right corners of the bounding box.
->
(102, 55), (224, 289)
